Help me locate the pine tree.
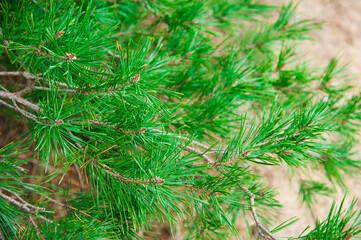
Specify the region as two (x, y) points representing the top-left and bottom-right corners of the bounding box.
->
(1, 0), (361, 239)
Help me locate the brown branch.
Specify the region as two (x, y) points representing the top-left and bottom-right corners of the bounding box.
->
(11, 98), (39, 122)
(0, 187), (45, 213)
(99, 163), (165, 185)
(0, 159), (26, 172)
(183, 184), (223, 197)
(0, 188), (53, 224)
(215, 166), (277, 240)
(0, 71), (42, 80)
(182, 145), (214, 164)
(74, 162), (85, 192)
(29, 216), (46, 240)
(0, 98), (19, 112)
(153, 130), (278, 239)
(0, 90), (39, 112)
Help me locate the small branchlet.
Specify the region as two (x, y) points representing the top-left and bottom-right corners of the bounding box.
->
(100, 162), (165, 185)
(184, 184), (223, 197)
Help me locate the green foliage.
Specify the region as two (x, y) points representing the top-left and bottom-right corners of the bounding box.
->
(0, 0), (361, 239)
(297, 198), (361, 240)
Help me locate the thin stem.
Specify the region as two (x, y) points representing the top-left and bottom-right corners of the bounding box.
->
(0, 229), (4, 240)
(216, 166), (277, 240)
(0, 90), (39, 112)
(0, 83), (9, 92)
(0, 71), (42, 80)
(4, 172), (66, 208)
(0, 189), (53, 224)
(153, 129), (278, 239)
(29, 216), (45, 240)
(0, 187), (45, 212)
(74, 162), (85, 192)
(0, 99), (18, 111)
(0, 159), (26, 172)
(182, 145), (214, 164)
(11, 99), (39, 122)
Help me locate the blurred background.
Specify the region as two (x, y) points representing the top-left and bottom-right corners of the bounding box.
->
(263, 0), (361, 238)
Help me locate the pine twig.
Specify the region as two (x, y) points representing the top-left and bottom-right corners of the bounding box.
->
(0, 189), (53, 224)
(156, 130), (278, 239)
(0, 90), (39, 112)
(11, 98), (38, 122)
(0, 71), (42, 80)
(0, 159), (26, 172)
(182, 145), (214, 164)
(73, 162), (85, 192)
(216, 166), (277, 240)
(29, 216), (45, 240)
(0, 187), (45, 212)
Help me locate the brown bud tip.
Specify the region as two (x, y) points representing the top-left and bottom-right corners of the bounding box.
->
(185, 78), (191, 82)
(116, 41), (122, 51)
(139, 127), (147, 134)
(242, 150), (252, 157)
(65, 52), (76, 62)
(131, 74), (140, 83)
(55, 119), (64, 125)
(346, 235), (353, 240)
(185, 51), (193, 57)
(55, 31), (65, 38)
(3, 40), (9, 46)
(283, 150), (293, 155)
(144, 64), (149, 69)
(154, 176), (165, 185)
(191, 19), (199, 24)
(212, 192), (223, 197)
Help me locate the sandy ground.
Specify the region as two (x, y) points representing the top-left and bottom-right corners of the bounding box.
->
(262, 0), (361, 238)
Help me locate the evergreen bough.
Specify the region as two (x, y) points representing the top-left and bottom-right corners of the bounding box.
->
(0, 0), (361, 239)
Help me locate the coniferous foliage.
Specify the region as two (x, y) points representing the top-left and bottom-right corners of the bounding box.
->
(1, 0), (361, 239)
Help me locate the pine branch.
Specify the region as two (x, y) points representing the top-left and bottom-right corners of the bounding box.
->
(73, 162), (84, 192)
(0, 188), (53, 224)
(0, 90), (39, 112)
(28, 216), (46, 240)
(0, 71), (42, 80)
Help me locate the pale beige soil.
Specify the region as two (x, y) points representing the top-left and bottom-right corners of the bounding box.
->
(260, 0), (361, 238)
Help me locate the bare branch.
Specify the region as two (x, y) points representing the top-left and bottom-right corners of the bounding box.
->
(0, 99), (19, 111)
(0, 71), (42, 80)
(0, 187), (45, 213)
(11, 99), (39, 122)
(152, 129), (278, 239)
(0, 188), (53, 224)
(0, 90), (39, 112)
(182, 145), (214, 164)
(74, 162), (85, 192)
(216, 166), (277, 240)
(29, 216), (45, 240)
